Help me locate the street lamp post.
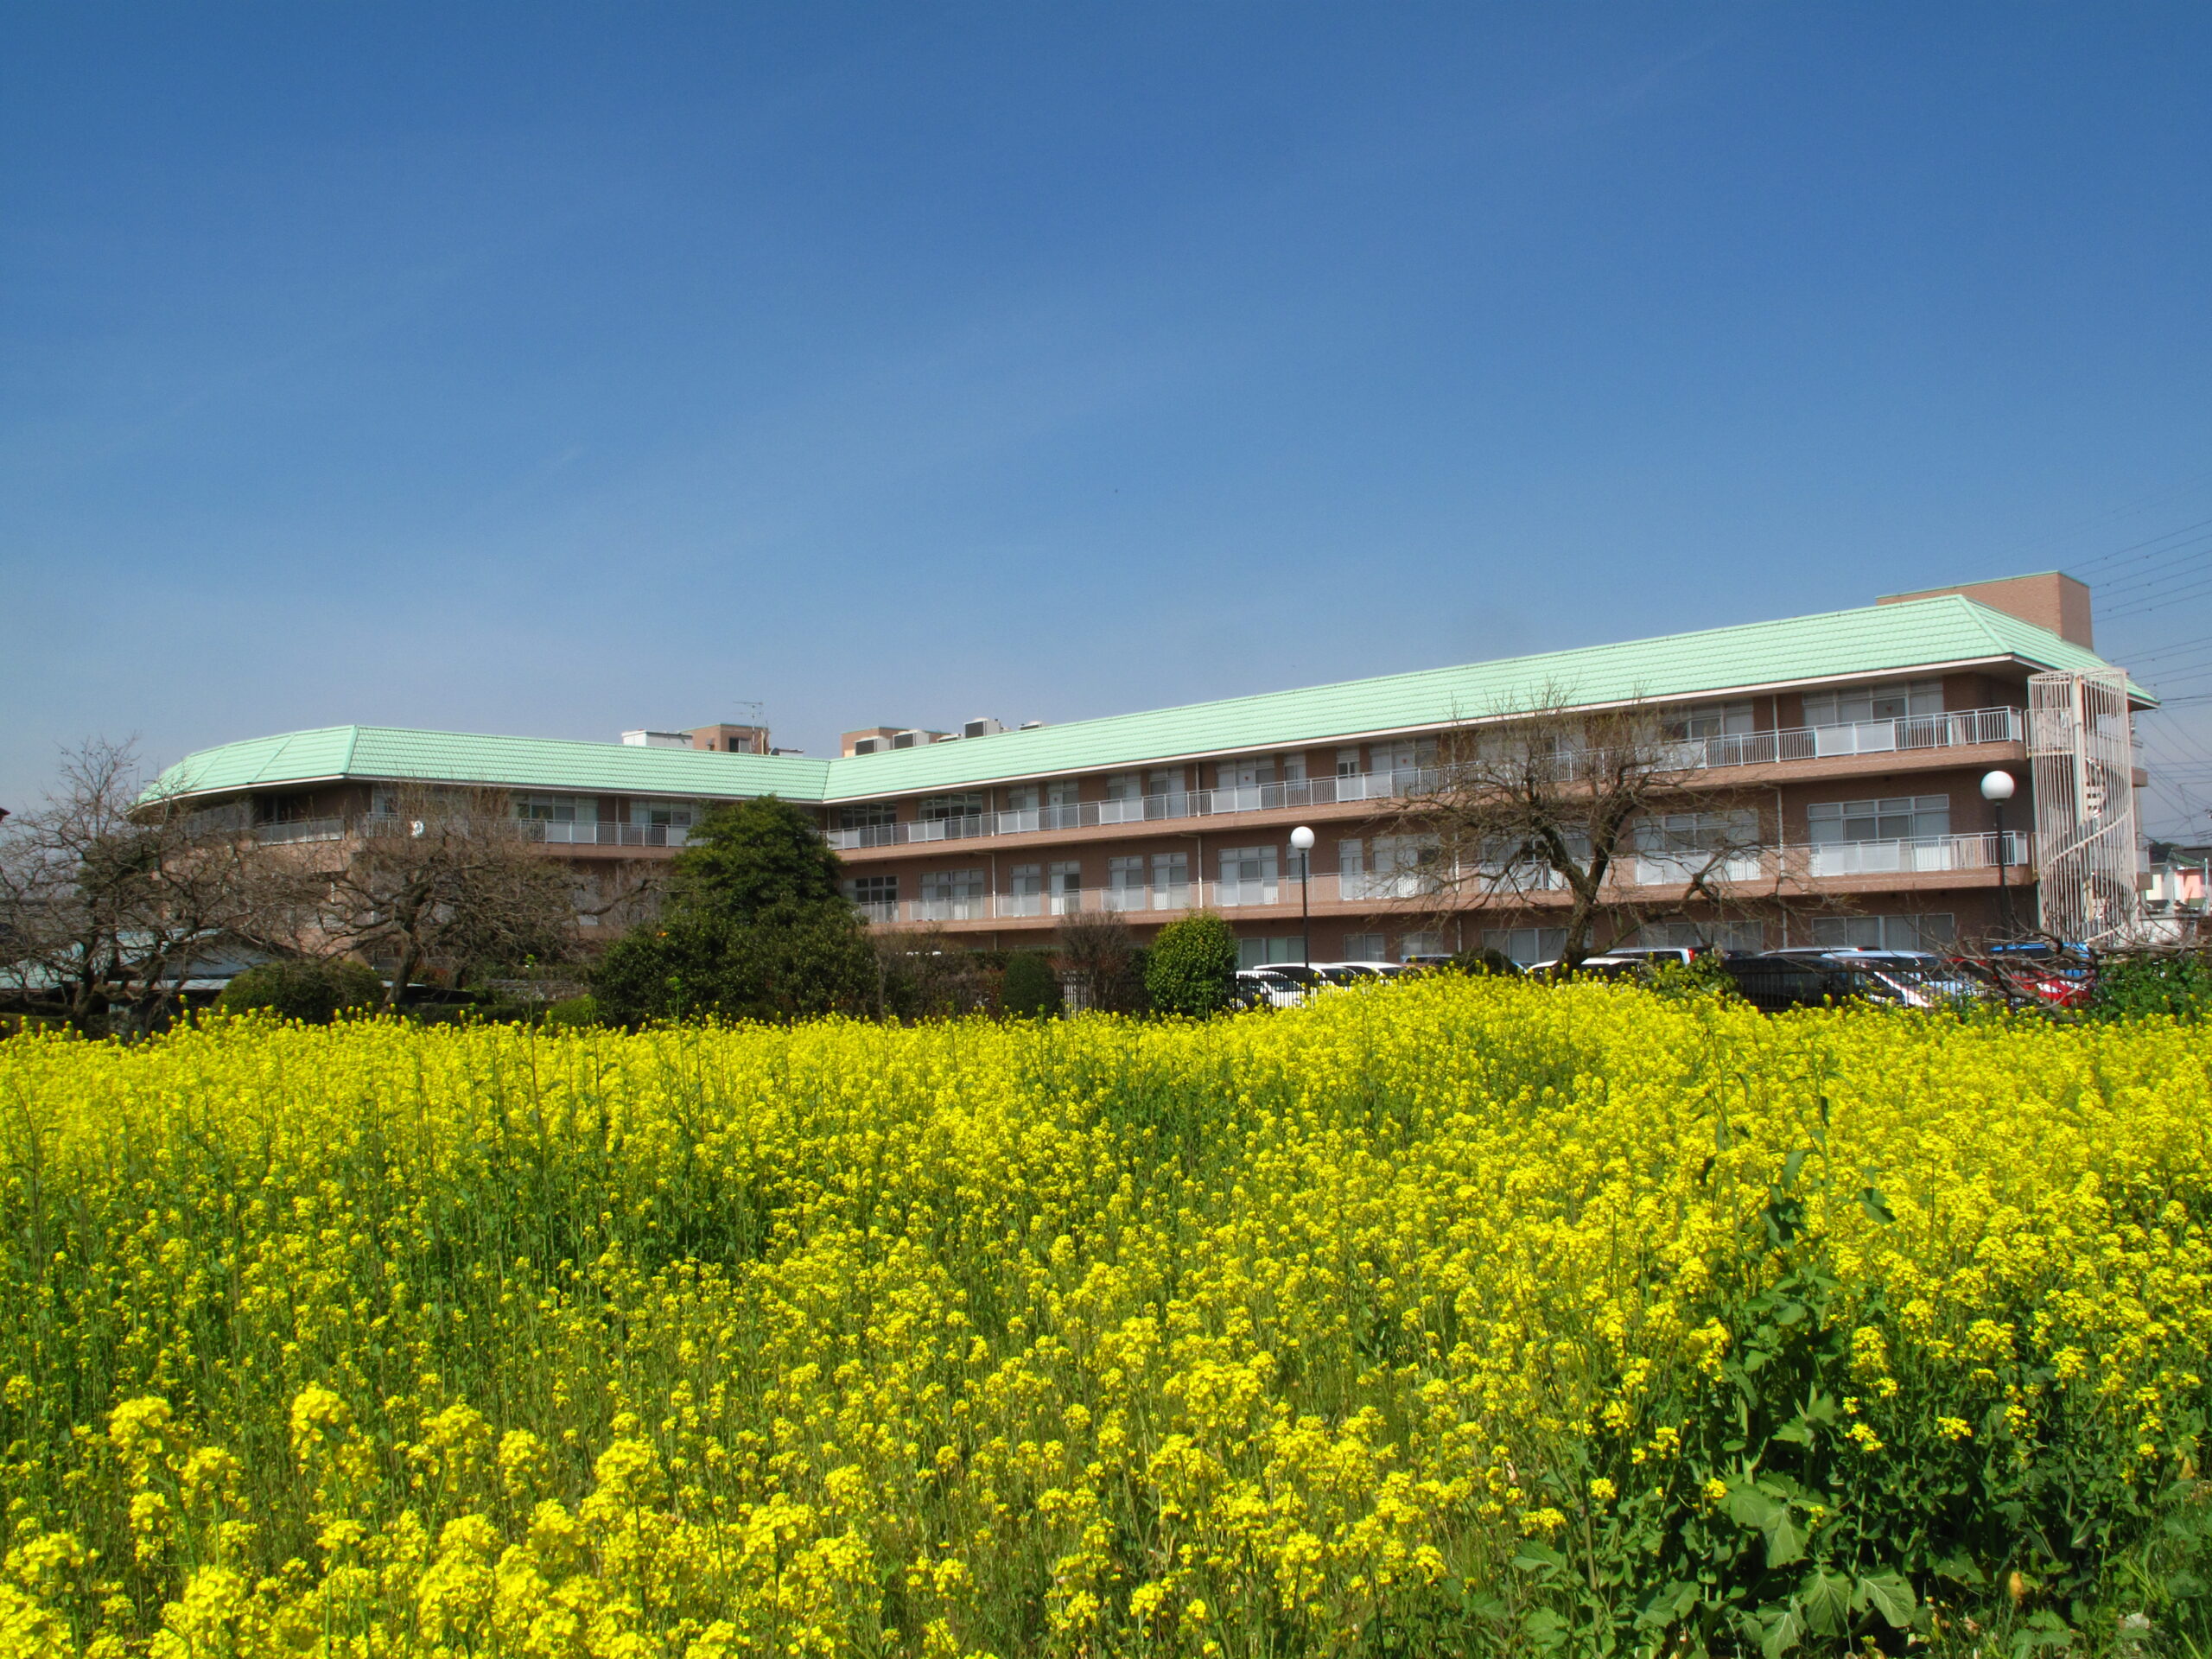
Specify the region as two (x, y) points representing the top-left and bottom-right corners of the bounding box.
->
(1290, 825), (1316, 969)
(1981, 770), (2017, 939)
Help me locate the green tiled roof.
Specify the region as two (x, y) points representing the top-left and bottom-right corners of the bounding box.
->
(158, 726), (832, 803)
(152, 594), (2146, 806)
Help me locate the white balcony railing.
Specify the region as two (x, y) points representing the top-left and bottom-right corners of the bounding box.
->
(855, 832), (2037, 926)
(254, 817), (346, 844)
(1802, 830), (2029, 879)
(1632, 852), (1766, 887)
(823, 709), (2028, 850)
(531, 821), (693, 849)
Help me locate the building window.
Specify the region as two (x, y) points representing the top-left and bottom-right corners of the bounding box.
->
(919, 792), (984, 823)
(1217, 757), (1274, 790)
(1238, 938), (1306, 969)
(1662, 701), (1755, 740)
(1010, 864), (1042, 897)
(1005, 785), (1039, 813)
(1151, 851), (1189, 897)
(1399, 930), (1446, 958)
(1280, 752), (1307, 784)
(1336, 747), (1362, 778)
(1807, 795), (1949, 844)
(1045, 780), (1080, 808)
(1483, 926), (1568, 965)
(515, 794), (588, 823)
(1623, 918), (1766, 952)
(1147, 768), (1185, 798)
(1370, 738), (1439, 775)
(848, 874), (898, 912)
(839, 802), (897, 830)
(918, 870), (984, 918)
(1635, 810), (1761, 883)
(1342, 932), (1386, 962)
(1109, 855), (1147, 891)
(1047, 860), (1082, 894)
(1803, 678), (1943, 728)
(1808, 912), (1955, 951)
(1218, 845), (1278, 904)
(1106, 772), (1142, 803)
(628, 799), (700, 829)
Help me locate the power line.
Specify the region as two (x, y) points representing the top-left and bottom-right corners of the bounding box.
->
(2079, 535), (2212, 601)
(2101, 570), (2212, 621)
(2069, 514), (2212, 574)
(2000, 467), (2212, 568)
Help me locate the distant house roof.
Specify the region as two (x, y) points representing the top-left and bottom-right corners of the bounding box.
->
(151, 594), (2148, 806)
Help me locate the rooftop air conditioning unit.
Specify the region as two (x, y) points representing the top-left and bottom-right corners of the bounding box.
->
(964, 717), (1005, 739)
(852, 737), (887, 755)
(1019, 721), (1046, 730)
(893, 729), (925, 749)
(621, 730), (694, 748)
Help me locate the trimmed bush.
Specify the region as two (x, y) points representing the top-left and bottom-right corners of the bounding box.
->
(1144, 912), (1239, 1017)
(593, 912), (876, 1026)
(216, 958), (384, 1023)
(1001, 952), (1064, 1019)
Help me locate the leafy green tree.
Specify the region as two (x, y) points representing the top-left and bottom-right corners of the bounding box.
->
(594, 797), (874, 1026)
(1144, 912), (1239, 1017)
(664, 798), (851, 925)
(217, 958), (384, 1023)
(1001, 951), (1064, 1019)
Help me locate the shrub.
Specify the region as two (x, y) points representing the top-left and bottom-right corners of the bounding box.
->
(215, 958), (383, 1023)
(593, 912), (875, 1026)
(2093, 951), (2212, 1021)
(1144, 911), (1239, 1016)
(539, 994), (601, 1029)
(1001, 951), (1064, 1018)
(874, 931), (999, 1020)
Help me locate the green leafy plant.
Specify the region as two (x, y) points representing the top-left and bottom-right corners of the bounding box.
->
(1143, 912), (1239, 1017)
(2092, 952), (2212, 1022)
(1000, 952), (1064, 1019)
(214, 958), (383, 1023)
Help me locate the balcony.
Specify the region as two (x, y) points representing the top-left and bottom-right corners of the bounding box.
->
(1802, 830), (2028, 879)
(254, 817), (346, 844)
(853, 831), (2037, 927)
(530, 821), (693, 849)
(822, 708), (2027, 851)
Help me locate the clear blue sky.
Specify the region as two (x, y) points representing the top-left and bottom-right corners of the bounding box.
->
(5, 4), (2212, 832)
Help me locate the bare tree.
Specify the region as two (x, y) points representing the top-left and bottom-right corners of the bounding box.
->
(1389, 687), (1806, 970)
(304, 785), (581, 1008)
(1054, 910), (1145, 1013)
(0, 740), (263, 1033)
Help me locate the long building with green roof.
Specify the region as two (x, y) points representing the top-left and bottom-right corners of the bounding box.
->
(156, 573), (2152, 964)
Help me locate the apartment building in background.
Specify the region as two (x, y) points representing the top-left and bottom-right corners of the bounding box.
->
(154, 573), (2154, 966)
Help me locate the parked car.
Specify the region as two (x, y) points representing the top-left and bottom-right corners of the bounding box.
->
(1309, 961), (1407, 984)
(1593, 945), (1723, 966)
(1710, 954), (1855, 1013)
(1232, 966), (1319, 1008)
(1765, 948), (1990, 1008)
(1968, 943), (2097, 1010)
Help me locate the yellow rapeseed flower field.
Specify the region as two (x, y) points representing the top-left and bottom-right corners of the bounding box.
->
(0, 979), (2205, 1656)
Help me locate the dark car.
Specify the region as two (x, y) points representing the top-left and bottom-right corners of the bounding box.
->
(1712, 954), (1853, 1013)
